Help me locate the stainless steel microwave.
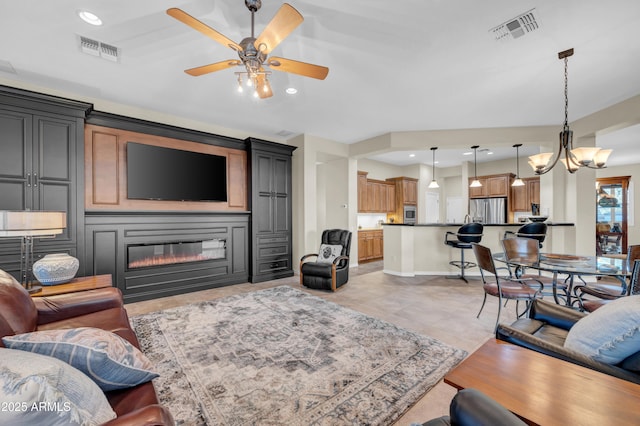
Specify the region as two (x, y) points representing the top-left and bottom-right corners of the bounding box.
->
(403, 205), (417, 224)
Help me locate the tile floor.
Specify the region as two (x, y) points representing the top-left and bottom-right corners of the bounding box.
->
(125, 261), (520, 425)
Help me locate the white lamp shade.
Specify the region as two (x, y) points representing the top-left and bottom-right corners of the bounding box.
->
(428, 180), (440, 189)
(511, 178), (525, 187)
(0, 211), (66, 237)
(469, 179), (482, 188)
(571, 147), (601, 166)
(560, 158), (579, 172)
(528, 153), (554, 171)
(593, 149), (612, 167)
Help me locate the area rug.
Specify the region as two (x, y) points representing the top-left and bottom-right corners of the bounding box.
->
(131, 286), (467, 425)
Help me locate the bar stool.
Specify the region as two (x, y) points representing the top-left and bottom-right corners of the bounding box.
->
(504, 222), (547, 248)
(445, 223), (483, 283)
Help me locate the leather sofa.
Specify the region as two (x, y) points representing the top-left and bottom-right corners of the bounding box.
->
(0, 269), (173, 425)
(421, 388), (525, 426)
(496, 298), (640, 384)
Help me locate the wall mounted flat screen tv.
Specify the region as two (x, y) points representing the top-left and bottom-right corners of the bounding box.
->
(126, 142), (227, 202)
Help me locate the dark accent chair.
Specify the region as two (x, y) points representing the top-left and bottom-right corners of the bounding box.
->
(300, 229), (352, 291)
(575, 245), (640, 311)
(421, 388), (525, 426)
(472, 243), (541, 332)
(496, 298), (640, 384)
(444, 223), (483, 283)
(504, 222), (547, 248)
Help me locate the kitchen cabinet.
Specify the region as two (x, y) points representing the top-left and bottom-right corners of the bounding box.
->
(247, 138), (296, 283)
(357, 171), (395, 213)
(358, 229), (383, 262)
(468, 173), (514, 198)
(511, 177), (540, 212)
(0, 88), (90, 278)
(386, 176), (418, 222)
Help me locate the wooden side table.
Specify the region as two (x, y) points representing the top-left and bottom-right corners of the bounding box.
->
(31, 274), (112, 297)
(445, 339), (640, 426)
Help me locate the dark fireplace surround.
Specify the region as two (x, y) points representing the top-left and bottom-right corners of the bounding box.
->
(85, 214), (249, 303)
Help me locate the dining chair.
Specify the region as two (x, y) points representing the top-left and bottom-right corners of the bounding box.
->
(501, 237), (569, 304)
(471, 243), (542, 331)
(575, 244), (640, 311)
(576, 257), (640, 312)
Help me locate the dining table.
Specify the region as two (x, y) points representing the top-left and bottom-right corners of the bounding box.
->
(493, 251), (631, 307)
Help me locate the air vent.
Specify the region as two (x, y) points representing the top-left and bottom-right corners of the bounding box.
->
(275, 130), (296, 137)
(78, 35), (120, 62)
(490, 8), (540, 41)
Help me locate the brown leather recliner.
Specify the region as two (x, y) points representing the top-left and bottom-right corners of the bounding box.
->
(0, 269), (173, 425)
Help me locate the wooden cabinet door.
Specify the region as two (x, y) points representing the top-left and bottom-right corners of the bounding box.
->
(386, 184), (396, 212)
(511, 183), (528, 211)
(0, 109), (31, 211)
(372, 231), (383, 259)
(358, 172), (368, 212)
(469, 178), (487, 198)
(403, 179), (418, 204)
(528, 178), (540, 205)
(487, 175), (509, 197)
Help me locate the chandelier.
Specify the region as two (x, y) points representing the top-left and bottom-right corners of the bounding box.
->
(528, 48), (612, 175)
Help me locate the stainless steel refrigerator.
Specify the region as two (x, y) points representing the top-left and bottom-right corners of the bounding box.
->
(469, 197), (507, 224)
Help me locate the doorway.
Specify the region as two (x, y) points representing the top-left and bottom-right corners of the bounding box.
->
(596, 176), (630, 255)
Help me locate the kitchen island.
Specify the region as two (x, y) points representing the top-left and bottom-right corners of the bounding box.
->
(383, 222), (576, 277)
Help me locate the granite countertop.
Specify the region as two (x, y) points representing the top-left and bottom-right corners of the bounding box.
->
(383, 222), (575, 227)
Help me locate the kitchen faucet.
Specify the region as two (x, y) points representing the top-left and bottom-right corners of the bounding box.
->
(463, 214), (471, 224)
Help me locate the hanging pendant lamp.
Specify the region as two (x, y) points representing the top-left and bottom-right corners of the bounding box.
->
(512, 144), (525, 187)
(469, 145), (482, 187)
(428, 147), (440, 189)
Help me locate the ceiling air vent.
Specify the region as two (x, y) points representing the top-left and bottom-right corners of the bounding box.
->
(78, 35), (120, 62)
(490, 8), (540, 41)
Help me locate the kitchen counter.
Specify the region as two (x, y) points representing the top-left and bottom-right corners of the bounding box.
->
(382, 223), (576, 277)
(384, 222), (575, 227)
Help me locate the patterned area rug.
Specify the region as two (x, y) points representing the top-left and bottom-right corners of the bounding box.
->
(131, 286), (467, 425)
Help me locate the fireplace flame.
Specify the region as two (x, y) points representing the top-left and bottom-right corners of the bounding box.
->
(128, 253), (215, 269)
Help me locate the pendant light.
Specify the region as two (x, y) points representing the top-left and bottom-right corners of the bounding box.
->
(511, 144), (525, 187)
(428, 147), (440, 189)
(469, 145), (482, 187)
(528, 48), (612, 174)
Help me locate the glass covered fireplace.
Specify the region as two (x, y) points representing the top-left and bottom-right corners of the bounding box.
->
(127, 239), (226, 269)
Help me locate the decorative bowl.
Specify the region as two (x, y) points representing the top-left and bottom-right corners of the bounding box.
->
(528, 216), (548, 222)
(33, 253), (79, 285)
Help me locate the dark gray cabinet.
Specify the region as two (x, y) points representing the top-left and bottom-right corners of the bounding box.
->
(0, 87), (90, 277)
(247, 138), (295, 283)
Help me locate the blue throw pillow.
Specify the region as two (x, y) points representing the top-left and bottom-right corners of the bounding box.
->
(564, 295), (640, 364)
(2, 327), (158, 391)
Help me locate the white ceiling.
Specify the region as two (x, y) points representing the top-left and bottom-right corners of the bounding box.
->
(1, 0), (639, 167)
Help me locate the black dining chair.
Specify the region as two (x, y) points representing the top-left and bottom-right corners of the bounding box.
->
(444, 223), (483, 283)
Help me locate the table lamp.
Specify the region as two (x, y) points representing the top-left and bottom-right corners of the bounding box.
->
(0, 210), (67, 293)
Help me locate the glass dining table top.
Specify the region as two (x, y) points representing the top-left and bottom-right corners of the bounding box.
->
(493, 252), (630, 277)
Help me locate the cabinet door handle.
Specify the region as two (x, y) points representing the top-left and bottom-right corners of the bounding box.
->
(33, 173), (38, 187)
(27, 173), (31, 187)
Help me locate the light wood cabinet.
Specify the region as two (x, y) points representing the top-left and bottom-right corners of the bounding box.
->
(468, 173), (514, 198)
(358, 229), (383, 262)
(386, 176), (419, 222)
(511, 177), (540, 212)
(357, 171), (396, 213)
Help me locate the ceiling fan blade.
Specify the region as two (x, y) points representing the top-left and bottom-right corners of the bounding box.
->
(256, 73), (273, 99)
(185, 60), (241, 76)
(267, 57), (329, 80)
(167, 8), (242, 51)
(254, 3), (303, 55)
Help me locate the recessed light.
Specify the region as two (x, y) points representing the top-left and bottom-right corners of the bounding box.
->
(78, 10), (103, 26)
(463, 152), (473, 156)
(285, 87), (297, 95)
(409, 154), (416, 158)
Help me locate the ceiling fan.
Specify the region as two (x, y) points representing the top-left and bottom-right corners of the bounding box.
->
(167, 0), (329, 99)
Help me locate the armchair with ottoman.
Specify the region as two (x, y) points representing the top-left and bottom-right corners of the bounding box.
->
(0, 268), (173, 425)
(496, 297), (640, 384)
